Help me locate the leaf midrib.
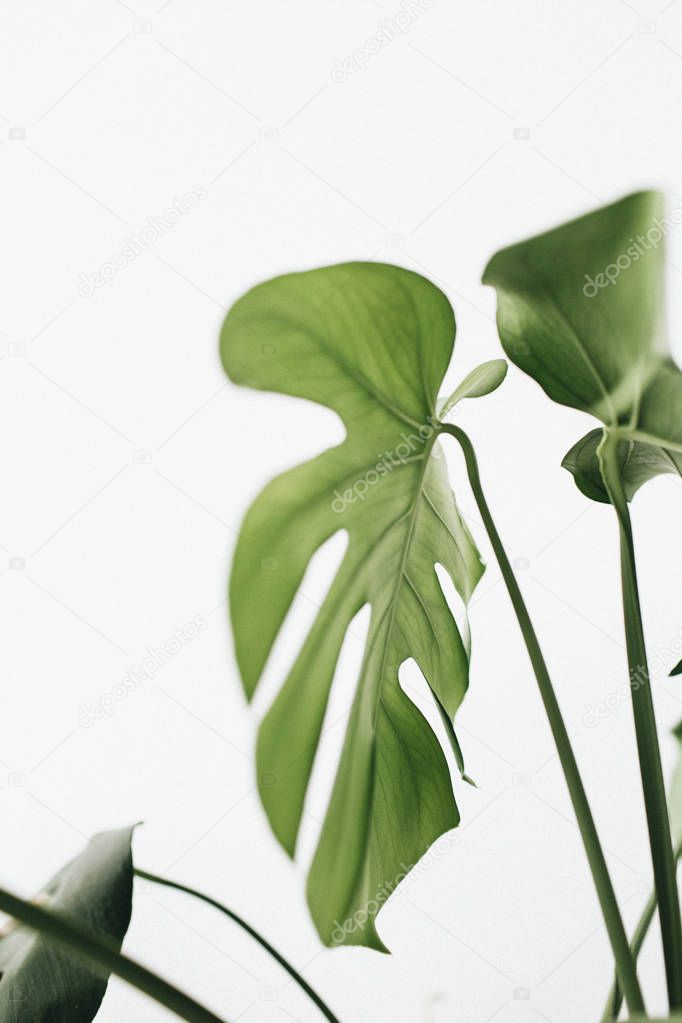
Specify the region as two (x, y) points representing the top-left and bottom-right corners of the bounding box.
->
(370, 431), (439, 728)
(627, 429), (682, 454)
(540, 275), (618, 423)
(325, 435), (447, 766)
(338, 431), (440, 927)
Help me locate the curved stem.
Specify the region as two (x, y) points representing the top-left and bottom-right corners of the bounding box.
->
(136, 869), (340, 1023)
(603, 839), (682, 1020)
(0, 886), (229, 1023)
(440, 423), (645, 1015)
(599, 431), (682, 1011)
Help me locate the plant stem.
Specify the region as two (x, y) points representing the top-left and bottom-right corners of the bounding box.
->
(0, 886), (229, 1023)
(136, 869), (340, 1023)
(603, 838), (682, 1020)
(599, 430), (682, 1011)
(440, 423), (645, 1015)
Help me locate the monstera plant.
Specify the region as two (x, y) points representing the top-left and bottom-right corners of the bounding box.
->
(2, 191), (680, 1022)
(0, 828), (342, 1023)
(223, 191), (682, 1019)
(223, 264), (496, 951)
(484, 191), (682, 1016)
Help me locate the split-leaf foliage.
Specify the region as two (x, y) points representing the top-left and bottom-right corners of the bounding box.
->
(221, 263), (488, 949)
(7, 189), (681, 1021)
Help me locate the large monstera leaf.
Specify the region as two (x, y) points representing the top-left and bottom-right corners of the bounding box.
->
(0, 828), (134, 1021)
(483, 190), (682, 501)
(222, 263), (484, 950)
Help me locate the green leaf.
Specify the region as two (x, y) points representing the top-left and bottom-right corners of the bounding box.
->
(483, 190), (666, 424)
(438, 358), (507, 418)
(0, 828), (134, 1021)
(672, 660), (682, 678)
(632, 358), (682, 467)
(562, 427), (679, 504)
(483, 191), (682, 501)
(221, 262), (484, 951)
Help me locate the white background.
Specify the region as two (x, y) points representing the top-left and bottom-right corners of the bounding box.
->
(0, 2), (681, 1021)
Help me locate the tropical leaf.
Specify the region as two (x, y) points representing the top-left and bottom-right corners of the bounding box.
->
(221, 262), (484, 950)
(0, 827), (134, 1021)
(672, 660), (682, 678)
(561, 426), (680, 505)
(483, 190), (666, 423)
(483, 191), (682, 501)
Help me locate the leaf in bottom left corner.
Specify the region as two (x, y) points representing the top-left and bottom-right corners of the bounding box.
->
(0, 826), (135, 1022)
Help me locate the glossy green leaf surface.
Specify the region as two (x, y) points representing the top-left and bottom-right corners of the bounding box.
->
(484, 191), (682, 501)
(0, 828), (134, 1021)
(222, 262), (483, 950)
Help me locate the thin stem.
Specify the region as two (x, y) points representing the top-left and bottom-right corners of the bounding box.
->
(440, 423), (645, 1015)
(136, 869), (340, 1023)
(0, 886), (229, 1023)
(599, 431), (682, 1011)
(603, 839), (682, 1020)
